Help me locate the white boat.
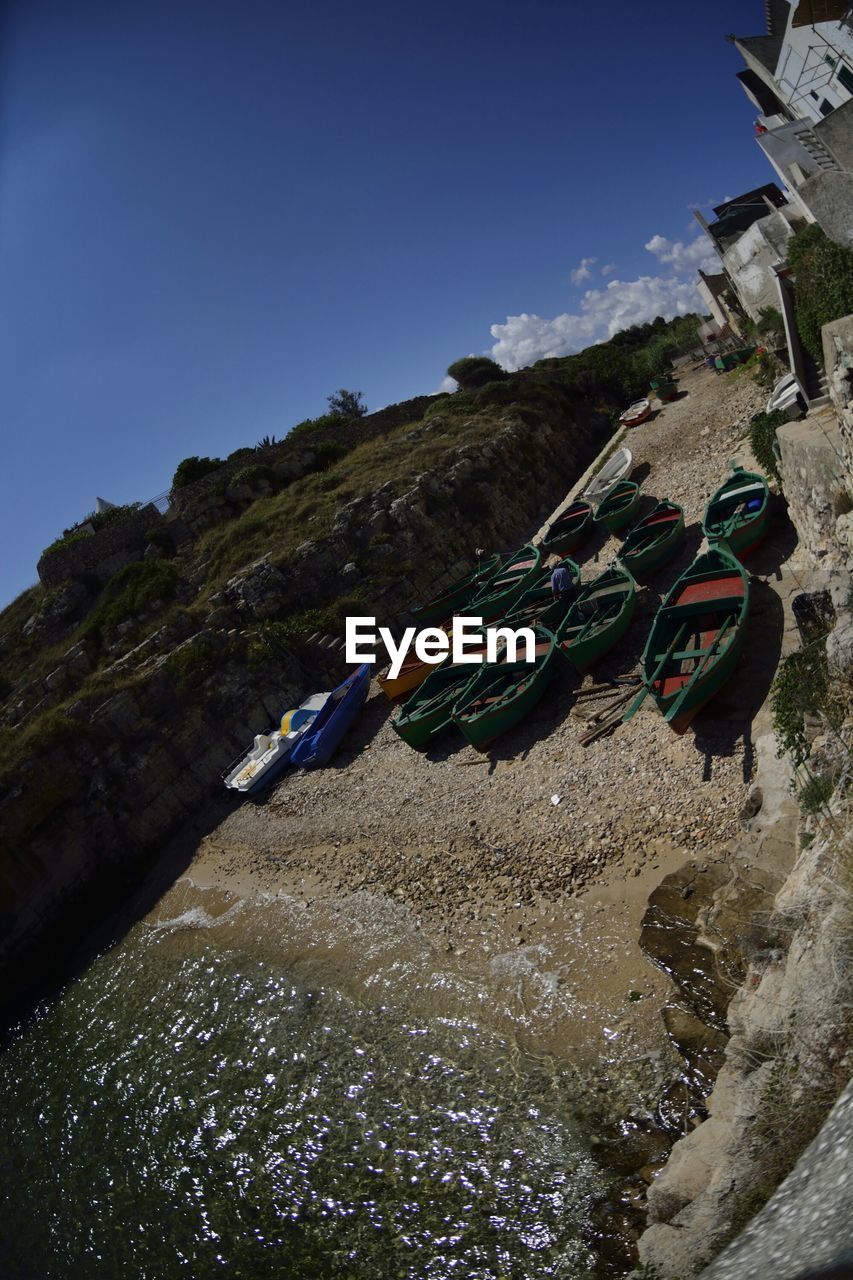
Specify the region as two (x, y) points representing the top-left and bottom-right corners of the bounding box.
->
(223, 692), (329, 794)
(619, 398), (652, 427)
(583, 446), (633, 507)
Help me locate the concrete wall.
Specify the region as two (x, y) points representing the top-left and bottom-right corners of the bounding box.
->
(797, 168), (853, 248)
(814, 97), (853, 168)
(722, 211), (795, 320)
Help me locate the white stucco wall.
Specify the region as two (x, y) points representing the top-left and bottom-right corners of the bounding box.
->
(721, 211), (795, 320)
(773, 14), (853, 122)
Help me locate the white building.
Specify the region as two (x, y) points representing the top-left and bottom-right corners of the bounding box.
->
(731, 1), (853, 247)
(732, 1), (853, 125)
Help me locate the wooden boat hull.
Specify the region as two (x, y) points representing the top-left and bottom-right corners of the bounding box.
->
(593, 481), (641, 533)
(504, 556), (580, 630)
(652, 382), (677, 402)
(410, 554), (502, 626)
(702, 463), (769, 558)
(640, 546), (749, 733)
(619, 502), (685, 574)
(541, 501), (593, 555)
(556, 565), (635, 670)
(468, 544), (542, 623)
(620, 400), (652, 427)
(451, 626), (556, 751)
(290, 664), (372, 768)
(392, 664), (480, 750)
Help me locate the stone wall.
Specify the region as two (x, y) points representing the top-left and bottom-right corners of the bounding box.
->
(37, 504), (163, 588)
(822, 313), (853, 480)
(776, 413), (851, 564)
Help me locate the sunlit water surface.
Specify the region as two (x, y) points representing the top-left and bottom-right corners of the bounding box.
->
(0, 909), (608, 1279)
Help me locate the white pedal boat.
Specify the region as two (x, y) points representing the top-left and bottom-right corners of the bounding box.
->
(224, 692), (329, 794)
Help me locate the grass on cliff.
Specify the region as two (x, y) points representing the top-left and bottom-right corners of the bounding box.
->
(194, 408), (501, 593)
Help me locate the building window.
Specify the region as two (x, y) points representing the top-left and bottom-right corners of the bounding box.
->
(825, 54), (837, 68)
(837, 62), (853, 94)
(810, 89), (819, 99)
(819, 97), (834, 116)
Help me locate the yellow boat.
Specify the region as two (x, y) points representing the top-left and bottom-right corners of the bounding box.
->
(377, 627), (451, 701)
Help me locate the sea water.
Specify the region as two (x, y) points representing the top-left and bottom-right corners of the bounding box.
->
(0, 901), (610, 1279)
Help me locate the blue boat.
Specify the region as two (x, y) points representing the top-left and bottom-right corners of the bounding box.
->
(290, 664), (372, 768)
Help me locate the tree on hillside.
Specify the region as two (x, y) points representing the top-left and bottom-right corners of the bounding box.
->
(446, 356), (508, 390)
(327, 389), (367, 418)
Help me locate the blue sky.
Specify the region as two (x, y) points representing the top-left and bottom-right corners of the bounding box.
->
(1, 0), (772, 605)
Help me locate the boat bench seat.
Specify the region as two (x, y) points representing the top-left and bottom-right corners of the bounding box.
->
(661, 596), (743, 618)
(655, 647), (714, 663)
(721, 484), (764, 501)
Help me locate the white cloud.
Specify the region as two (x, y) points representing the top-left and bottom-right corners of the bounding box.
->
(490, 274), (703, 371)
(433, 374), (458, 394)
(644, 233), (719, 274)
(570, 256), (597, 286)
(600, 262), (617, 276)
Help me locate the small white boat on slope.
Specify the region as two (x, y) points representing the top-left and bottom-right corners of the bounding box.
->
(224, 693), (329, 794)
(583, 446), (633, 507)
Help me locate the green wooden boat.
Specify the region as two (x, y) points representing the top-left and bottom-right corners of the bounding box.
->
(504, 556), (580, 629)
(618, 500), (685, 575)
(410, 553), (503, 626)
(650, 377), (677, 402)
(555, 563), (635, 670)
(540, 500), (593, 556)
(451, 624), (557, 751)
(392, 662), (482, 751)
(467, 544), (542, 624)
(626, 545), (749, 734)
(702, 462), (769, 558)
(593, 480), (641, 533)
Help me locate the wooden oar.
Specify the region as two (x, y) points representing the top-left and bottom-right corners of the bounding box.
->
(622, 621), (689, 723)
(662, 613), (736, 723)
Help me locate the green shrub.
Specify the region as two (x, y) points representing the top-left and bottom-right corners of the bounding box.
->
(423, 393), (476, 420)
(754, 351), (781, 389)
(144, 524), (173, 552)
(171, 455), (223, 491)
(231, 463), (277, 489)
(88, 502), (142, 532)
(447, 356), (508, 390)
(749, 409), (788, 480)
(41, 528), (93, 559)
(327, 389), (367, 418)
(164, 636), (214, 688)
(799, 772), (834, 814)
(80, 559), (179, 641)
(771, 645), (830, 765)
(788, 225), (853, 366)
(227, 447), (256, 464)
(288, 411), (346, 440)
